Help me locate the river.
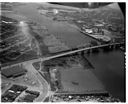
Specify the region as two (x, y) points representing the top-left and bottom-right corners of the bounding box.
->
(85, 50), (125, 101)
(4, 3), (125, 101)
(11, 3), (95, 48)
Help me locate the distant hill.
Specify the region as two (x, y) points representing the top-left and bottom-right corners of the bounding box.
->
(49, 2), (111, 9)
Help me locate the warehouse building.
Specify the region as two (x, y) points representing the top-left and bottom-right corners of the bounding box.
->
(2, 65), (27, 78)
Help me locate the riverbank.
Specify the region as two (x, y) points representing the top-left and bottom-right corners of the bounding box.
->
(1, 3), (125, 102)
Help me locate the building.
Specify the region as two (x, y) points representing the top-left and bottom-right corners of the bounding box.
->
(1, 65), (27, 78)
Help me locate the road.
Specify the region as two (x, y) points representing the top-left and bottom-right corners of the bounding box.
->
(23, 62), (49, 102)
(1, 41), (124, 102)
(1, 42), (124, 70)
(1, 60), (49, 102)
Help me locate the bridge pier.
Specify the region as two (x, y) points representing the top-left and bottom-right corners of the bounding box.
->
(113, 44), (116, 49)
(84, 50), (89, 54)
(73, 52), (78, 56)
(90, 49), (93, 53)
(66, 43), (125, 58)
(81, 51), (85, 56)
(109, 45), (114, 51)
(78, 51), (85, 56)
(78, 51), (81, 56)
(87, 49), (91, 54)
(115, 44), (120, 49)
(103, 46), (109, 52)
(92, 48), (99, 53)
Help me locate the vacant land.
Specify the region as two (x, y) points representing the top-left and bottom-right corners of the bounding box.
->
(41, 54), (106, 94)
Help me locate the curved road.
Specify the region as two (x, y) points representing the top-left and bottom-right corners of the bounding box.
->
(23, 62), (49, 102)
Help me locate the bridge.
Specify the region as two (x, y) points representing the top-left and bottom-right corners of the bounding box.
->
(41, 42), (125, 59)
(1, 42), (124, 69)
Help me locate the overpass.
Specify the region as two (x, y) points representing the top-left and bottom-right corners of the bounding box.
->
(1, 42), (124, 69)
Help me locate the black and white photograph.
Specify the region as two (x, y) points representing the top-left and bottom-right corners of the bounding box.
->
(0, 1), (126, 103)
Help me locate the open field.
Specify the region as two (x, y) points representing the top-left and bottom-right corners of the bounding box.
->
(41, 54), (106, 94)
(1, 16), (39, 66)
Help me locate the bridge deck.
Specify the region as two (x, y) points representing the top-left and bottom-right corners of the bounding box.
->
(1, 42), (124, 68)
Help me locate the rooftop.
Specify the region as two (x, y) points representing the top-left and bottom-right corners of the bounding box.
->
(2, 65), (27, 78)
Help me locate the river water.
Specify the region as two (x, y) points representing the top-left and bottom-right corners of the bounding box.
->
(6, 3), (125, 101)
(85, 50), (125, 101)
(12, 3), (94, 48)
